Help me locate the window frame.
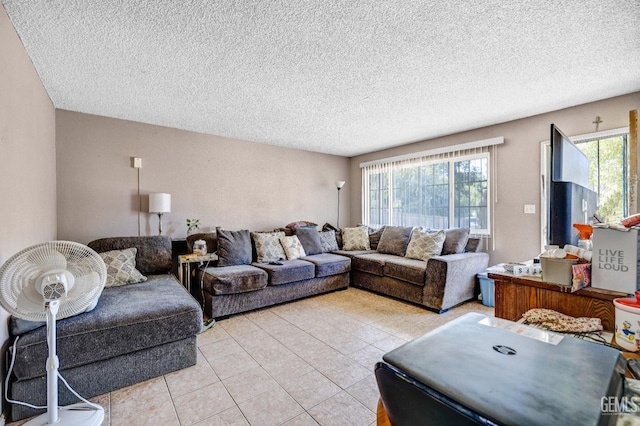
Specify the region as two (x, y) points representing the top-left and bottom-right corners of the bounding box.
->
(362, 151), (491, 235)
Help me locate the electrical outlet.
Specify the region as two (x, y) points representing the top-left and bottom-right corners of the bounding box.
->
(131, 157), (142, 168)
(524, 204), (536, 214)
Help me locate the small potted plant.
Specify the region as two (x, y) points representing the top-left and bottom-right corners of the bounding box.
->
(186, 218), (200, 235)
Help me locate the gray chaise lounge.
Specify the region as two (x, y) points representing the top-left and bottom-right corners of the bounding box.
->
(7, 236), (202, 421)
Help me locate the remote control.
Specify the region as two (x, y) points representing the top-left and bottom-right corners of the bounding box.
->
(627, 358), (640, 379)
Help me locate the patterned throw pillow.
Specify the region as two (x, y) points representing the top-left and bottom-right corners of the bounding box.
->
(341, 227), (371, 251)
(252, 232), (286, 262)
(405, 229), (446, 261)
(99, 247), (147, 287)
(319, 230), (339, 252)
(280, 236), (307, 260)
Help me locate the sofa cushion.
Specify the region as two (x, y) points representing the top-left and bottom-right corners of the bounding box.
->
(200, 265), (268, 295)
(405, 229), (446, 262)
(10, 275), (202, 381)
(319, 230), (339, 252)
(342, 226), (371, 251)
(88, 236), (172, 275)
(352, 253), (401, 276)
(251, 231), (286, 262)
(253, 259), (316, 285)
(377, 226), (414, 256)
(442, 228), (470, 255)
(216, 228), (252, 266)
(294, 227), (323, 255)
(332, 249), (376, 259)
(99, 247), (147, 287)
(302, 253), (351, 277)
(280, 235), (306, 260)
(384, 257), (427, 285)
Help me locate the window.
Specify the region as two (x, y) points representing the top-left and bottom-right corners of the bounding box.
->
(574, 133), (628, 223)
(362, 151), (491, 234)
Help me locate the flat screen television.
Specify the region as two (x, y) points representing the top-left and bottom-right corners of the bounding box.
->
(548, 124), (598, 247)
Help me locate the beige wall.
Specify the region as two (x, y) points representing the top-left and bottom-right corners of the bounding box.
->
(56, 111), (350, 243)
(350, 92), (640, 265)
(0, 2), (57, 417)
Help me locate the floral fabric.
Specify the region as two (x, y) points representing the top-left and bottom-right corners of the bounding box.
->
(522, 308), (603, 333)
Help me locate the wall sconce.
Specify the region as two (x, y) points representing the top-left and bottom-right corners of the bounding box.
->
(149, 193), (171, 235)
(336, 181), (345, 228)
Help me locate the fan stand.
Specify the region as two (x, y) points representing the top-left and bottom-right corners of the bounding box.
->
(25, 300), (104, 426)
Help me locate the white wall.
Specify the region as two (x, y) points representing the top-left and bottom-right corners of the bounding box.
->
(56, 111), (350, 243)
(0, 3), (57, 419)
(350, 92), (640, 265)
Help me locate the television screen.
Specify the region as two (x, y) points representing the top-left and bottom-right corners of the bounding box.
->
(548, 124), (598, 247)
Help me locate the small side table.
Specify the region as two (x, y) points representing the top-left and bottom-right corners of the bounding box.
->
(177, 253), (218, 293)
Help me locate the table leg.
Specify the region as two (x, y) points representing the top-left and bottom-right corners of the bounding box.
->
(186, 263), (191, 293)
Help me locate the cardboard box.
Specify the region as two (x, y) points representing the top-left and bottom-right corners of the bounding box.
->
(591, 227), (640, 294)
(541, 257), (579, 285)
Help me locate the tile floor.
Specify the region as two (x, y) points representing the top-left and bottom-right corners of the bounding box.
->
(8, 288), (493, 426)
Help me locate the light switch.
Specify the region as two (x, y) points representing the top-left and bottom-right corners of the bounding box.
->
(132, 157), (142, 168)
(524, 204), (536, 214)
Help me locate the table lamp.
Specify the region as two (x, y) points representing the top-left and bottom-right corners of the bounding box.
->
(149, 193), (171, 235)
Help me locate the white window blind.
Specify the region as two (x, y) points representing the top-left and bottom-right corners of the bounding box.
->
(361, 137), (503, 236)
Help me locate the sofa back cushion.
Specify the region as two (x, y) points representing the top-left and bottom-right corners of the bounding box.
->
(377, 226), (414, 256)
(87, 236), (172, 275)
(216, 228), (252, 266)
(294, 227), (323, 255)
(441, 228), (471, 255)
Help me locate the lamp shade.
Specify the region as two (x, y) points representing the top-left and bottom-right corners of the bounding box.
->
(149, 193), (171, 213)
(336, 180), (346, 189)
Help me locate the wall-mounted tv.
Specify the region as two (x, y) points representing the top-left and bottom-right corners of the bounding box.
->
(547, 124), (598, 247)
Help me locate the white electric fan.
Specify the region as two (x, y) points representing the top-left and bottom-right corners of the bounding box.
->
(0, 241), (107, 425)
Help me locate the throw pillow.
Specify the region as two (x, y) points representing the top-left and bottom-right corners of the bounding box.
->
(368, 226), (386, 250)
(216, 228), (252, 266)
(377, 226), (414, 256)
(294, 227), (323, 255)
(99, 247), (147, 287)
(341, 227), (371, 251)
(465, 237), (481, 253)
(251, 231), (286, 262)
(319, 230), (339, 252)
(405, 229), (446, 261)
(441, 228), (471, 255)
(280, 235), (306, 260)
(322, 223), (342, 248)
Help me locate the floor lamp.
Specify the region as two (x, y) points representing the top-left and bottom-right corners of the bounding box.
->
(149, 193), (171, 235)
(336, 181), (345, 228)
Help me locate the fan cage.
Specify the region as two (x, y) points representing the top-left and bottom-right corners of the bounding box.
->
(0, 241), (106, 321)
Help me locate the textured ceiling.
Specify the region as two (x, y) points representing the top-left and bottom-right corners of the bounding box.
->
(3, 1), (640, 156)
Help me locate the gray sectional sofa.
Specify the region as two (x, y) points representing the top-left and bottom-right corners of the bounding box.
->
(7, 236), (202, 421)
(195, 227), (351, 318)
(195, 225), (489, 318)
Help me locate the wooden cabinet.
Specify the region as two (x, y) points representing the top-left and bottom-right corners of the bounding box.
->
(488, 272), (627, 331)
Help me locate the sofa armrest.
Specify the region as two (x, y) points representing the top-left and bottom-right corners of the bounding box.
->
(423, 252), (490, 310)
